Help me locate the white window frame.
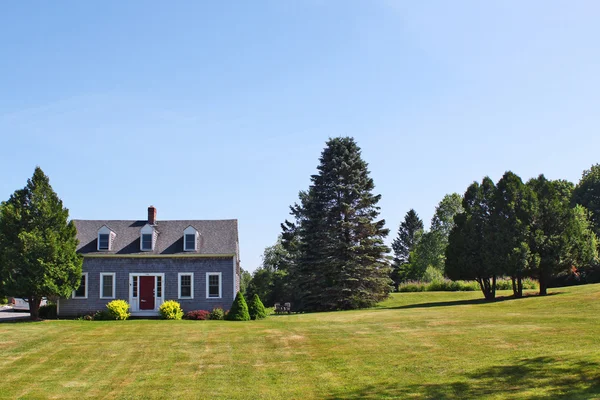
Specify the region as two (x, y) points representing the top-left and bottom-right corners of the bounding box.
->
(184, 233), (196, 251)
(178, 273), (194, 299)
(72, 272), (88, 299)
(97, 225), (114, 251)
(183, 226), (198, 251)
(98, 233), (110, 251)
(141, 233), (153, 251)
(206, 272), (222, 299)
(100, 272), (116, 299)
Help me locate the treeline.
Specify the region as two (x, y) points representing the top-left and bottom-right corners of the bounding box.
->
(246, 136), (600, 308)
(392, 168), (600, 300)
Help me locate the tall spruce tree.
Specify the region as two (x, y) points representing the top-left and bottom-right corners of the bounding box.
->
(282, 137), (391, 311)
(0, 167), (83, 320)
(391, 209), (423, 289)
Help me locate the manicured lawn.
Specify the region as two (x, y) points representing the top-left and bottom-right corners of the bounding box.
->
(1, 285), (599, 399)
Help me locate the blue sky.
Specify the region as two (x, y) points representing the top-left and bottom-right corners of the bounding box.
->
(1, 1), (599, 271)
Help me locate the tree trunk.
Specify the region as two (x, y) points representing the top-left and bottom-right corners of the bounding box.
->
(511, 277), (517, 296)
(491, 275), (496, 300)
(28, 296), (41, 321)
(539, 276), (548, 296)
(516, 276), (523, 298)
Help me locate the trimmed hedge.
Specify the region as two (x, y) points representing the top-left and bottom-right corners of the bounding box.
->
(226, 292), (250, 321)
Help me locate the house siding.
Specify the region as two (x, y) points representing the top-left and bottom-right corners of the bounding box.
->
(58, 256), (235, 317)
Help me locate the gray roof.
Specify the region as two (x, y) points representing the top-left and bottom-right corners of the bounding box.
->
(74, 219), (238, 256)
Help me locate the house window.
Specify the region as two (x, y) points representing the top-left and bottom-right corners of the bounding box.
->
(206, 272), (221, 298)
(178, 273), (193, 299)
(100, 273), (115, 299)
(73, 273), (88, 299)
(98, 234), (109, 250)
(184, 234), (196, 251)
(156, 275), (162, 298)
(141, 234), (153, 251)
(179, 272), (194, 299)
(132, 276), (138, 297)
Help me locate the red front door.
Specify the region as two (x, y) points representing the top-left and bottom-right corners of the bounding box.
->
(139, 276), (155, 310)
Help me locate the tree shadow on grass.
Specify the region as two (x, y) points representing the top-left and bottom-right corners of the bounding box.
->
(328, 357), (600, 400)
(383, 292), (563, 311)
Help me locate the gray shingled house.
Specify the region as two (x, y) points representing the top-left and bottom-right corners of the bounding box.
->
(57, 206), (240, 317)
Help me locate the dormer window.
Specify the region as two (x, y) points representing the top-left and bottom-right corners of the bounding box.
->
(140, 224), (156, 251)
(141, 234), (153, 251)
(97, 225), (115, 251)
(183, 226), (198, 251)
(98, 234), (109, 250)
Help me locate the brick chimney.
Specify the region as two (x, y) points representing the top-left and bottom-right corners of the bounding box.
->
(148, 206), (157, 225)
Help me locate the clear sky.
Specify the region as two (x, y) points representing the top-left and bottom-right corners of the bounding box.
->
(1, 1), (599, 272)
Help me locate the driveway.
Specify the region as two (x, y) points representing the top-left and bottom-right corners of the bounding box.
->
(0, 306), (30, 322)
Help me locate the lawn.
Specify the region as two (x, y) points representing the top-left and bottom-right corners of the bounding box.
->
(1, 285), (599, 399)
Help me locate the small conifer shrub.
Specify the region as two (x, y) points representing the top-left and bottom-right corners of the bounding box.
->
(225, 292), (250, 321)
(248, 294), (267, 320)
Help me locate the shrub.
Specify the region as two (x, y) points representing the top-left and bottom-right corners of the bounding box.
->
(93, 310), (112, 321)
(106, 300), (130, 320)
(38, 303), (57, 319)
(226, 292), (250, 321)
(0, 296), (8, 305)
(159, 300), (183, 320)
(248, 294), (267, 320)
(423, 266), (445, 283)
(184, 310), (210, 320)
(209, 307), (225, 320)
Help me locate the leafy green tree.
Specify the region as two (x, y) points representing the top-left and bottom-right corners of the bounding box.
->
(0, 167), (83, 320)
(431, 193), (464, 241)
(282, 137), (391, 311)
(573, 164), (600, 239)
(391, 209), (423, 289)
(403, 194), (463, 282)
(226, 292), (250, 321)
(527, 175), (598, 295)
(492, 172), (536, 297)
(248, 294), (267, 320)
(246, 237), (293, 306)
(446, 177), (500, 300)
(239, 268), (252, 295)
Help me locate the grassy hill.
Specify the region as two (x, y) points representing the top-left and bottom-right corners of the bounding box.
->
(1, 285), (599, 399)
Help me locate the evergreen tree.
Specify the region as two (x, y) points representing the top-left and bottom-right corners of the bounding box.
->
(0, 167), (83, 320)
(282, 137), (391, 311)
(226, 292), (250, 321)
(248, 294), (267, 320)
(527, 175), (598, 295)
(573, 164), (600, 239)
(492, 171), (536, 297)
(446, 177), (500, 300)
(391, 210), (423, 289)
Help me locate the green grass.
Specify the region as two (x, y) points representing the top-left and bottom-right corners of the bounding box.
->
(1, 285), (599, 399)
